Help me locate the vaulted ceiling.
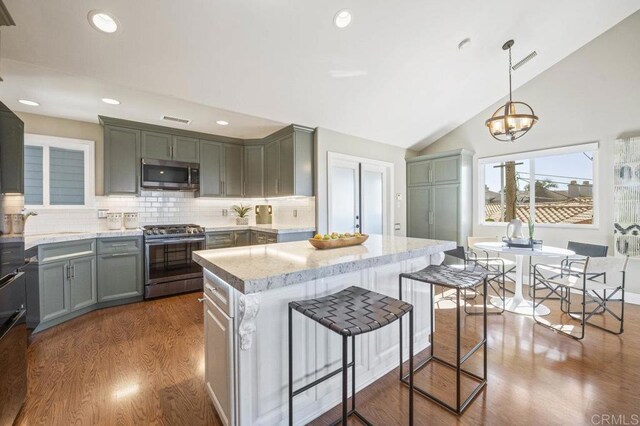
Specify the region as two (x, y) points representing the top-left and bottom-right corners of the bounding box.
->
(1, 1), (638, 149)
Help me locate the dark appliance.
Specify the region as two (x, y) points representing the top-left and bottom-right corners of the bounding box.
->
(141, 159), (199, 191)
(144, 224), (205, 299)
(0, 240), (27, 425)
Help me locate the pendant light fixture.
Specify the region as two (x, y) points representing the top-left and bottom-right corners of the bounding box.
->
(485, 40), (538, 142)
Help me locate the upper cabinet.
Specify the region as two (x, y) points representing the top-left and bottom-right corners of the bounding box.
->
(264, 126), (314, 197)
(141, 131), (200, 163)
(100, 116), (314, 198)
(243, 144), (264, 197)
(104, 125), (140, 196)
(407, 155), (461, 187)
(0, 104), (24, 194)
(198, 141), (243, 198)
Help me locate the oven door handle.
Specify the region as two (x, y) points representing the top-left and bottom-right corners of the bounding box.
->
(0, 308), (26, 341)
(145, 237), (206, 246)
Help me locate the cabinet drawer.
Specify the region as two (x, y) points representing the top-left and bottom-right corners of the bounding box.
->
(203, 269), (234, 317)
(266, 234), (277, 244)
(97, 237), (142, 254)
(39, 239), (96, 264)
(206, 232), (234, 249)
(0, 242), (25, 275)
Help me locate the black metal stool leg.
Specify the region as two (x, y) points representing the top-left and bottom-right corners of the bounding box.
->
(342, 335), (348, 425)
(399, 275), (404, 380)
(456, 288), (461, 411)
(409, 309), (414, 425)
(288, 306), (293, 426)
(352, 335), (356, 413)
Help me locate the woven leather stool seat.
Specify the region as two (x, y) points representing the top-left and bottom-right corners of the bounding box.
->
(290, 286), (412, 336)
(401, 264), (487, 289)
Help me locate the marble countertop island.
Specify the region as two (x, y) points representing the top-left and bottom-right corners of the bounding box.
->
(193, 234), (455, 294)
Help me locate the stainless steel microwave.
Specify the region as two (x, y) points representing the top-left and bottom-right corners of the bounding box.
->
(141, 159), (200, 191)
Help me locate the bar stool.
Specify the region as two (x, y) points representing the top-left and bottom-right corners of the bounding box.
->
(398, 265), (488, 415)
(289, 286), (414, 425)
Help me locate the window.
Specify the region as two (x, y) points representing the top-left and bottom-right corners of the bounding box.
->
(24, 134), (95, 208)
(479, 143), (598, 227)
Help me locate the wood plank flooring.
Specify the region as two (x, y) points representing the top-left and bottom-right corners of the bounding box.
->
(16, 288), (640, 425)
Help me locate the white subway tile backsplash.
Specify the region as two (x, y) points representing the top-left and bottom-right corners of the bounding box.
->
(20, 191), (315, 234)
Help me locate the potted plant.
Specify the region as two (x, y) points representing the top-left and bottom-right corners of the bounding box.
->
(232, 204), (251, 225)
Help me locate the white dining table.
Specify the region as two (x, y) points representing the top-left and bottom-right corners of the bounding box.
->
(473, 242), (575, 316)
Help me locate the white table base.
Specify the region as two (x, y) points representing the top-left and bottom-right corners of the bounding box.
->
(488, 254), (551, 316)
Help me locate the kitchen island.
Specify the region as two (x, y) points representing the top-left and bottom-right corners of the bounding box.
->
(193, 235), (455, 426)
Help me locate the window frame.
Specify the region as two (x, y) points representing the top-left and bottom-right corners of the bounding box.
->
(24, 134), (96, 209)
(477, 142), (599, 229)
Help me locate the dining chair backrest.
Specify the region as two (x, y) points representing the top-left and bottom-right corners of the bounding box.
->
(467, 236), (498, 249)
(585, 256), (629, 286)
(567, 241), (608, 257)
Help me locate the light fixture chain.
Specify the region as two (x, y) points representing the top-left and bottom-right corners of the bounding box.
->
(508, 45), (512, 102)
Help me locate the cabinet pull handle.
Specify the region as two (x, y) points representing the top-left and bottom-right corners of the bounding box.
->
(428, 211), (434, 225)
(110, 253), (130, 257)
(275, 178), (279, 194)
(197, 297), (206, 303)
(111, 243), (129, 247)
(429, 168), (433, 183)
(71, 264), (76, 279)
(65, 265), (70, 280)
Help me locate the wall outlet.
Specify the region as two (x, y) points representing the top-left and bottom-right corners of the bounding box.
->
(395, 193), (403, 201)
(97, 209), (109, 219)
(293, 209), (298, 218)
(222, 209), (228, 217)
(394, 223), (401, 231)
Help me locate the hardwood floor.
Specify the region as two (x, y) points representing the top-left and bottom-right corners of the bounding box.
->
(16, 289), (640, 425)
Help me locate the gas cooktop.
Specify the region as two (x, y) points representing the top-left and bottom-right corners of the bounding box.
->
(143, 224), (205, 238)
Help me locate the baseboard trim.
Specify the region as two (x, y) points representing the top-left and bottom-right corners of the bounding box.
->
(625, 292), (640, 305)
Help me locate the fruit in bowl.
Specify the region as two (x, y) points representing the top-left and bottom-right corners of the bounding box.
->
(313, 234), (322, 240)
(323, 234), (331, 240)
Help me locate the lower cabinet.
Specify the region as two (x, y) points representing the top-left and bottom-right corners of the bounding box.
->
(35, 237), (143, 333)
(69, 256), (97, 311)
(97, 251), (143, 302)
(234, 230), (251, 247)
(204, 294), (235, 426)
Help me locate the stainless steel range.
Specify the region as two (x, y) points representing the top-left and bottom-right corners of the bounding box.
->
(143, 224), (205, 299)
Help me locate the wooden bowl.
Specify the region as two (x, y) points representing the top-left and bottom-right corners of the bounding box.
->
(308, 235), (369, 249)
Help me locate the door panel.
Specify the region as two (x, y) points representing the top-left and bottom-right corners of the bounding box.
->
(98, 252), (143, 302)
(329, 160), (360, 234)
(361, 166), (385, 235)
(141, 131), (172, 161)
(40, 260), (70, 322)
(431, 184), (459, 243)
(278, 135), (295, 196)
(172, 136), (199, 162)
(70, 256), (97, 311)
(407, 186), (430, 239)
(205, 298), (234, 426)
(432, 156), (460, 184)
(243, 145), (264, 197)
(265, 140), (279, 197)
(0, 113), (24, 194)
(223, 144), (243, 197)
(104, 126), (140, 195)
(199, 141), (223, 197)
(407, 160), (431, 186)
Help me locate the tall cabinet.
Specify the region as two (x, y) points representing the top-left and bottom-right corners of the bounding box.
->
(406, 149), (473, 245)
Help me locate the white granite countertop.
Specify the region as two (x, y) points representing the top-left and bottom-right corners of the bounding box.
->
(203, 225), (316, 234)
(193, 235), (455, 294)
(20, 229), (143, 249)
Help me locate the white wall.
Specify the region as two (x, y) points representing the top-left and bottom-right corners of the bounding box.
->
(315, 128), (417, 235)
(420, 11), (640, 294)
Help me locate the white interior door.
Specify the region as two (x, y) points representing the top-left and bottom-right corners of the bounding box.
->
(328, 158), (360, 234)
(328, 153), (393, 236)
(361, 164), (387, 235)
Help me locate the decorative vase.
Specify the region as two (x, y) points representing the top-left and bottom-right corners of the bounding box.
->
(236, 216), (249, 226)
(123, 212), (139, 229)
(107, 212), (123, 230)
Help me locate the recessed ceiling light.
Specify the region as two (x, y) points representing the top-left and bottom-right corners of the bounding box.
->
(334, 9), (352, 28)
(88, 10), (119, 34)
(458, 38), (472, 50)
(101, 98), (121, 105)
(216, 120), (229, 126)
(18, 99), (39, 106)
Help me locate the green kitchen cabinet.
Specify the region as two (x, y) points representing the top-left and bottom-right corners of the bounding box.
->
(199, 141), (223, 197)
(69, 256), (97, 311)
(264, 126), (314, 197)
(223, 144), (243, 197)
(407, 160), (431, 187)
(0, 108), (24, 194)
(141, 131), (173, 161)
(431, 184), (460, 242)
(234, 230), (251, 247)
(243, 144), (264, 197)
(97, 251), (143, 302)
(172, 135), (200, 163)
(407, 186), (431, 239)
(39, 259), (71, 322)
(104, 125), (141, 195)
(199, 141), (243, 198)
